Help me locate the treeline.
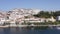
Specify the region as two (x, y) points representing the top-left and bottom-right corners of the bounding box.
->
(33, 11), (60, 19)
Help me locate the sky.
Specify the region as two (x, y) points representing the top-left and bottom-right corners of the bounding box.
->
(0, 0), (60, 11)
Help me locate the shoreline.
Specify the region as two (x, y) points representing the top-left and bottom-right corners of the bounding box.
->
(0, 25), (60, 28)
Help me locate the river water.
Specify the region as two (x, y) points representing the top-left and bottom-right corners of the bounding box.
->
(0, 27), (60, 34)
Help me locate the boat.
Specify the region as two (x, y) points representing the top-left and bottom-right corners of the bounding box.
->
(56, 26), (60, 29)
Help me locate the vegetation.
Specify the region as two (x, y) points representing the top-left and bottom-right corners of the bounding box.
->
(33, 10), (60, 25)
(33, 10), (60, 19)
(22, 11), (60, 25)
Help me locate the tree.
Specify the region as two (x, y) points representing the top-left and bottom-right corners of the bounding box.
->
(36, 11), (51, 18)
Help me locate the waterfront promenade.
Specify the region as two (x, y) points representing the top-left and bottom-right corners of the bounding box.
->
(0, 25), (60, 28)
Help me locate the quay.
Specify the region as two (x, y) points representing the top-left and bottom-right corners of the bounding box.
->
(0, 25), (60, 28)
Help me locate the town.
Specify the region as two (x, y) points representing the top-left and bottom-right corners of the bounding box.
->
(0, 8), (60, 27)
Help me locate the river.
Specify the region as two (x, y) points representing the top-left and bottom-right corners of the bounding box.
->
(0, 26), (60, 34)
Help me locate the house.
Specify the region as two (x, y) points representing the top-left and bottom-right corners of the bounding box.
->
(0, 18), (6, 25)
(46, 16), (56, 22)
(9, 20), (16, 26)
(23, 17), (46, 23)
(0, 12), (6, 25)
(56, 16), (60, 21)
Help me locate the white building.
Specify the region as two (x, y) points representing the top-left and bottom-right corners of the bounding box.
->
(0, 18), (6, 25)
(56, 16), (60, 21)
(0, 12), (6, 25)
(9, 20), (16, 26)
(23, 17), (46, 23)
(46, 16), (56, 22)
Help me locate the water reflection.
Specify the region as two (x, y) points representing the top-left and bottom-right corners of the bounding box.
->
(3, 28), (10, 34)
(0, 26), (60, 34)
